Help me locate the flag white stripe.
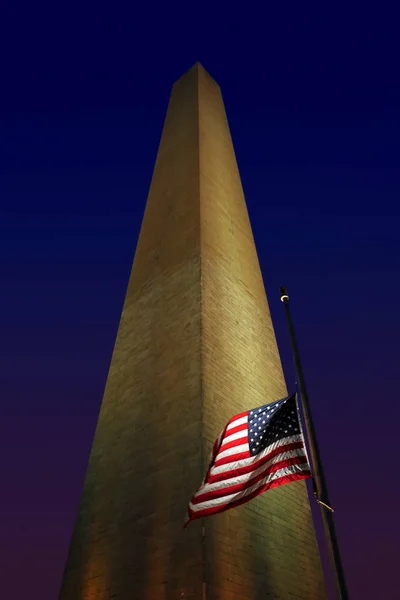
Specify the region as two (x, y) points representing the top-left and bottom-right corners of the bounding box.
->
(194, 448), (306, 497)
(189, 463), (310, 512)
(226, 415), (248, 431)
(216, 443), (249, 461)
(221, 429), (249, 446)
(210, 434), (302, 476)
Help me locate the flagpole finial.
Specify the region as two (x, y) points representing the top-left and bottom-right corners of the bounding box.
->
(280, 286), (289, 302)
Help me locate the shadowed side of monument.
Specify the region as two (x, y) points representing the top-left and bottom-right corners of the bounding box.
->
(59, 63), (327, 599)
(59, 66), (205, 599)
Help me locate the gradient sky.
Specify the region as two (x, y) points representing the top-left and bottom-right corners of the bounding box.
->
(1, 4), (399, 599)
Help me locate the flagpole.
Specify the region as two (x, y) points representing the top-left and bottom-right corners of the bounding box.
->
(279, 286), (349, 600)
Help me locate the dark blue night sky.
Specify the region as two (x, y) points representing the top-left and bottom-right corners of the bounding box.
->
(1, 4), (399, 599)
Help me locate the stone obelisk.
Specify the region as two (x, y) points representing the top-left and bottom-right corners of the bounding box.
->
(59, 63), (327, 599)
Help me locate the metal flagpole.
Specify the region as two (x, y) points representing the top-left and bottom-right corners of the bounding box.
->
(279, 286), (349, 600)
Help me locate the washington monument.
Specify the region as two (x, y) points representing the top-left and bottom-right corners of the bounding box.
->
(59, 63), (327, 599)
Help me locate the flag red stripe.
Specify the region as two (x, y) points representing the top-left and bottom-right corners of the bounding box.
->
(192, 455), (308, 504)
(208, 440), (304, 483)
(186, 471), (311, 524)
(219, 436), (248, 452)
(222, 422), (248, 438)
(213, 450), (251, 468)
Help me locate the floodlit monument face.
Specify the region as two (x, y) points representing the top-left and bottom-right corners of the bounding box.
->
(59, 63), (327, 600)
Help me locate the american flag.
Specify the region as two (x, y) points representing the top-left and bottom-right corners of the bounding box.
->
(185, 394), (311, 525)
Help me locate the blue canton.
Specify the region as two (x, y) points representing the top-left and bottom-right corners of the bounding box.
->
(248, 395), (301, 456)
